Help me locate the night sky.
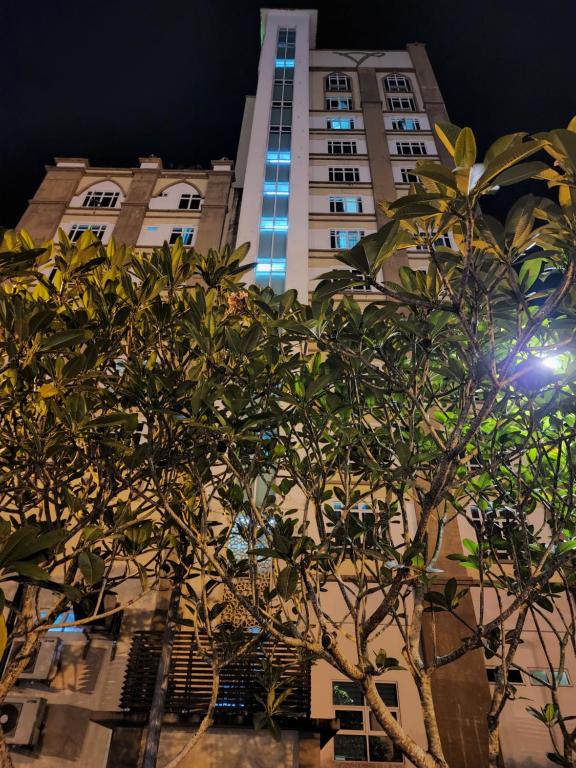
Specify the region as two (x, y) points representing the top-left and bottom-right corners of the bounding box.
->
(2, 0), (575, 229)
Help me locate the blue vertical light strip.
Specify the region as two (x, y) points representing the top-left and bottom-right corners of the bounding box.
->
(256, 27), (296, 292)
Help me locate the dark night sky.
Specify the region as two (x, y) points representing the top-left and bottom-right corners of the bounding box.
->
(2, 0), (575, 229)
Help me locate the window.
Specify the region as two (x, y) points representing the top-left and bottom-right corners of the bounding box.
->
(329, 196), (363, 214)
(332, 681), (402, 763)
(531, 669), (571, 687)
(328, 140), (358, 155)
(178, 193), (202, 210)
(395, 141), (427, 156)
(330, 230), (365, 249)
(384, 74), (412, 93)
(169, 227), (195, 245)
(326, 97), (352, 111)
(388, 96), (416, 112)
(391, 118), (421, 131)
(470, 505), (517, 559)
(329, 167), (360, 183)
(400, 168), (420, 184)
(327, 118), (355, 130)
(82, 190), (119, 208)
(327, 73), (351, 91)
(39, 610), (83, 634)
(68, 224), (107, 242)
(486, 668), (524, 684)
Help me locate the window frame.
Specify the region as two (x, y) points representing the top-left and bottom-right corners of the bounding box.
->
(177, 193), (202, 211)
(169, 226), (195, 246)
(330, 229), (365, 250)
(384, 74), (412, 93)
(486, 667), (524, 685)
(329, 196), (363, 214)
(326, 72), (352, 92)
(400, 168), (420, 184)
(326, 97), (353, 111)
(332, 680), (403, 763)
(391, 118), (421, 131)
(327, 140), (358, 155)
(328, 167), (361, 183)
(82, 190), (120, 209)
(327, 118), (356, 130)
(387, 96), (417, 112)
(68, 224), (107, 242)
(395, 141), (428, 156)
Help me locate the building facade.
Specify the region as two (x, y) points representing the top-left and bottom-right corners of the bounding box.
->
(5, 8), (575, 768)
(17, 156), (236, 255)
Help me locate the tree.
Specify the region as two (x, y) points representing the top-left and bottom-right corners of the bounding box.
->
(0, 230), (169, 767)
(125, 122), (576, 767)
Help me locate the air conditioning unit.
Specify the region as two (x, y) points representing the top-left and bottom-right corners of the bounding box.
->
(0, 697), (47, 746)
(6, 638), (62, 683)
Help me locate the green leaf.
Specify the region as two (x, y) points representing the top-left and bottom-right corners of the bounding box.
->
(518, 258), (544, 291)
(78, 551), (105, 585)
(475, 140), (543, 191)
(491, 161), (550, 188)
(12, 561), (51, 581)
(454, 127), (477, 168)
(39, 329), (92, 351)
(277, 565), (298, 600)
(435, 122), (462, 158)
(85, 413), (139, 430)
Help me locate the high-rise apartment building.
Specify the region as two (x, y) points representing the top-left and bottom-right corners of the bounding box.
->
(4, 9), (575, 768)
(235, 9), (449, 300)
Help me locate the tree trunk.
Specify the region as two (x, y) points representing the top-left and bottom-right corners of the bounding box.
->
(141, 583), (181, 768)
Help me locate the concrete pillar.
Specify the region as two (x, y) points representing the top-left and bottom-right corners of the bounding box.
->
(112, 157), (163, 245)
(17, 158), (88, 244)
(194, 159), (234, 254)
(358, 68), (408, 281)
(407, 43), (452, 166)
(421, 514), (492, 768)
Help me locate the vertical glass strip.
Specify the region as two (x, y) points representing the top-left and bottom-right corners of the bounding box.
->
(256, 27), (296, 291)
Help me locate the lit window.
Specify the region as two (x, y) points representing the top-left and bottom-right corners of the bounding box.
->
(391, 118), (421, 131)
(395, 141), (427, 156)
(330, 230), (364, 249)
(169, 227), (195, 245)
(266, 150), (291, 164)
(178, 193), (202, 210)
(327, 73), (351, 91)
(39, 610), (84, 633)
(82, 190), (119, 208)
(264, 182), (290, 196)
(486, 668), (524, 684)
(328, 167), (361, 183)
(400, 168), (420, 184)
(255, 260), (286, 274)
(384, 74), (412, 93)
(329, 196), (363, 214)
(328, 141), (358, 155)
(68, 224), (107, 242)
(326, 97), (352, 111)
(260, 218), (289, 232)
(332, 681), (402, 763)
(387, 96), (416, 112)
(146, 226), (159, 232)
(327, 119), (355, 130)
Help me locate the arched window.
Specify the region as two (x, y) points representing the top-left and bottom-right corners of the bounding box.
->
(148, 181), (203, 211)
(76, 181), (124, 209)
(384, 74), (412, 93)
(326, 72), (351, 92)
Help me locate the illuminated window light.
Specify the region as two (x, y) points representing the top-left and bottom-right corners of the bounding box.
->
(266, 150), (291, 164)
(264, 182), (290, 196)
(256, 260), (286, 274)
(260, 218), (289, 232)
(275, 58), (295, 68)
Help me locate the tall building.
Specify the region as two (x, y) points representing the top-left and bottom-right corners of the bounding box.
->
(4, 9), (574, 768)
(235, 8), (449, 300)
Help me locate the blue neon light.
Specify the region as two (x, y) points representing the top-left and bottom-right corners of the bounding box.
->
(264, 182), (290, 196)
(266, 150), (291, 164)
(260, 218), (289, 231)
(256, 260), (286, 274)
